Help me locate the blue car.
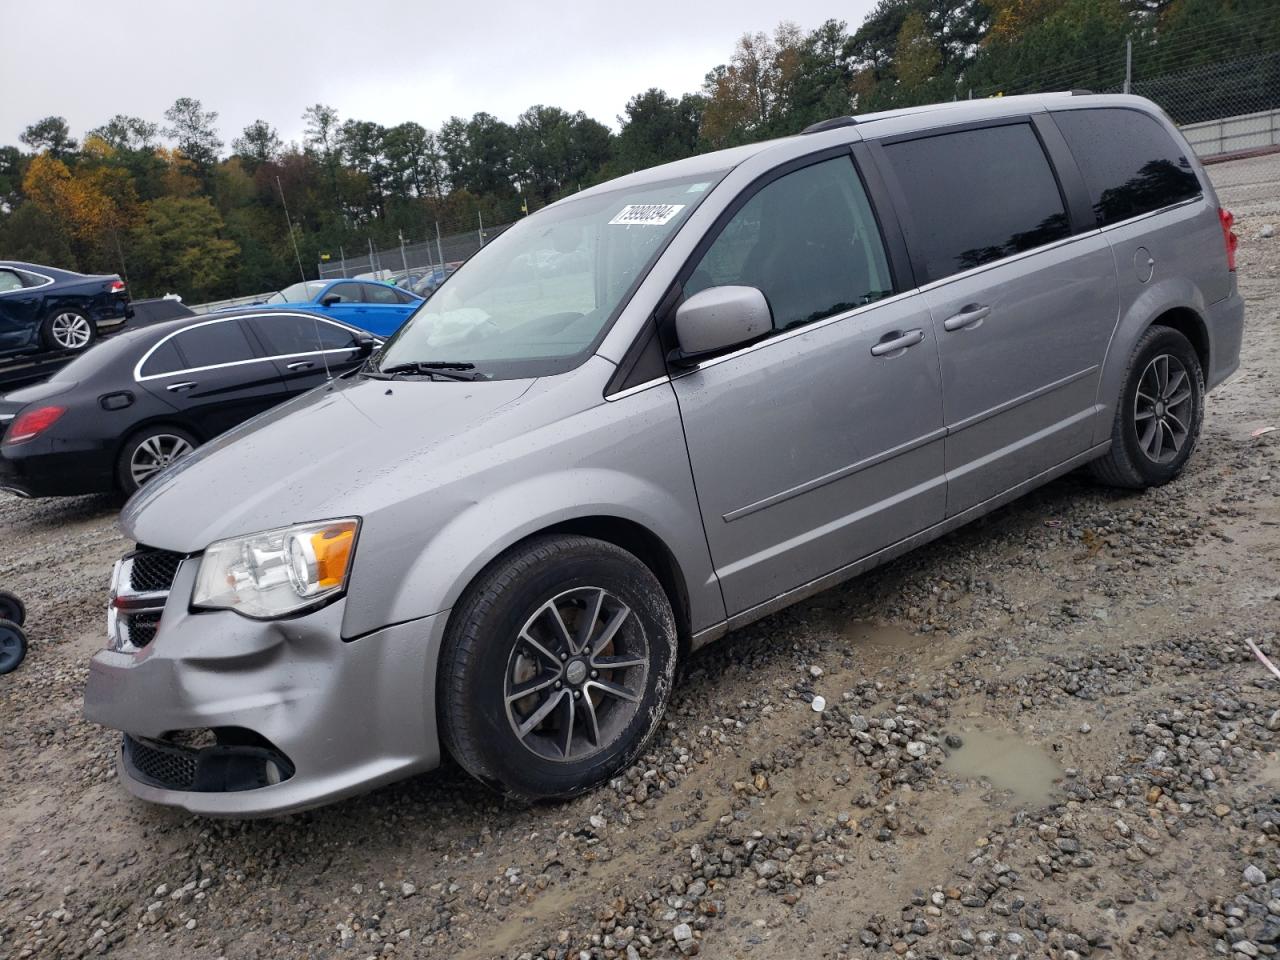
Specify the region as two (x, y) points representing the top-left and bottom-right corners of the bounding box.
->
(260, 279), (421, 337)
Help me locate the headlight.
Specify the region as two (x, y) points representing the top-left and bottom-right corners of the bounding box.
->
(192, 519), (359, 618)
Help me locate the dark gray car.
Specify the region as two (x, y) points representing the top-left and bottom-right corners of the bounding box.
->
(84, 93), (1243, 815)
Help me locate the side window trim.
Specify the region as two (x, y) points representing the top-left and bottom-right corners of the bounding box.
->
(133, 315), (281, 382)
(872, 115), (1085, 289)
(248, 314), (362, 361)
(1031, 113), (1097, 232)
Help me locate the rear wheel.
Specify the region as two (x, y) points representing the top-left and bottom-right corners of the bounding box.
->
(1091, 325), (1204, 489)
(0, 620), (27, 675)
(41, 309), (96, 353)
(116, 426), (199, 496)
(438, 535), (677, 800)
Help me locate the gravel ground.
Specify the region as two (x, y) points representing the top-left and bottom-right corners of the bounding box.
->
(1, 157), (1278, 960)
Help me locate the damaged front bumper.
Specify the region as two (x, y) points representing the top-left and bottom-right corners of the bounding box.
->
(83, 555), (447, 817)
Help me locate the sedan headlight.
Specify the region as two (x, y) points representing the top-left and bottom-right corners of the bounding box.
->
(193, 519), (359, 618)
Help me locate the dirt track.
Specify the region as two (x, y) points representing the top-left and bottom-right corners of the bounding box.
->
(1, 157), (1279, 960)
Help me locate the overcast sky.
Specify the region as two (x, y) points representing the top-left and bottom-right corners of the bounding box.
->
(2, 0), (878, 149)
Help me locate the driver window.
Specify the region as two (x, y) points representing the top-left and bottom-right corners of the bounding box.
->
(686, 156), (893, 332)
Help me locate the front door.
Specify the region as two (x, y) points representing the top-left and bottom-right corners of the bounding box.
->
(0, 268), (42, 355)
(671, 154), (947, 615)
(878, 120), (1120, 515)
(244, 312), (370, 397)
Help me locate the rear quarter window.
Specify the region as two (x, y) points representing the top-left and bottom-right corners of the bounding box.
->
(139, 340), (184, 377)
(883, 122), (1071, 284)
(1052, 108), (1202, 227)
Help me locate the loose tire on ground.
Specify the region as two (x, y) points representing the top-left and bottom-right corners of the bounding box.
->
(1091, 325), (1205, 489)
(438, 535), (678, 801)
(116, 425), (199, 497)
(0, 620), (27, 675)
(0, 590), (25, 627)
(40, 309), (96, 353)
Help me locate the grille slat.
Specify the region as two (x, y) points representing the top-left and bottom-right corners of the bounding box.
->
(125, 736), (197, 790)
(128, 548), (184, 593)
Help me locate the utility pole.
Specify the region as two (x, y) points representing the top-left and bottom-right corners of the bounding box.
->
(399, 230), (411, 283)
(368, 237), (377, 278)
(339, 245), (347, 278)
(1124, 36), (1132, 95)
(435, 221), (444, 273)
(478, 210), (486, 248)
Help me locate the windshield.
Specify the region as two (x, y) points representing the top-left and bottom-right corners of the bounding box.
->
(376, 172), (723, 379)
(266, 280), (328, 304)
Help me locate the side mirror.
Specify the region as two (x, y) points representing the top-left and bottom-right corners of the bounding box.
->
(354, 335), (376, 358)
(321, 294), (342, 307)
(672, 286), (771, 366)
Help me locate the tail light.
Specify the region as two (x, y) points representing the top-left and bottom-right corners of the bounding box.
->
(109, 279), (127, 293)
(1219, 208), (1238, 272)
(3, 406), (66, 445)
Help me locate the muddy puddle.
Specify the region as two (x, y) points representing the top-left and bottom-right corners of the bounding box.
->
(941, 728), (1061, 806)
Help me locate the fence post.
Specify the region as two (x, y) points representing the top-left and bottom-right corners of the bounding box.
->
(436, 222), (444, 270)
(1124, 36), (1132, 94)
(399, 231), (411, 282)
(478, 211), (486, 248)
(339, 245), (346, 278)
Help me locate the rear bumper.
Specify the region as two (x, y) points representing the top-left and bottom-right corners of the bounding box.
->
(83, 558), (447, 816)
(1206, 289), (1244, 391)
(0, 440), (116, 497)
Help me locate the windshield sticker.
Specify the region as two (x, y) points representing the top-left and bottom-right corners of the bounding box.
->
(609, 203), (686, 226)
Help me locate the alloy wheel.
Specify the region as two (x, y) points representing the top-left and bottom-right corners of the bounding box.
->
(50, 313), (93, 350)
(504, 586), (649, 763)
(130, 434), (195, 488)
(1133, 353), (1194, 464)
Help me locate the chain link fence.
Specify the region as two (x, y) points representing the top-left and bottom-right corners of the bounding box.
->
(316, 221), (516, 284)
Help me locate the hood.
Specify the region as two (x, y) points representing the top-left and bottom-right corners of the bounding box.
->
(122, 374), (536, 552)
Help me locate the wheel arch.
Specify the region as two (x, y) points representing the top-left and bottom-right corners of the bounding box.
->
(112, 418), (203, 489)
(1148, 305), (1210, 375)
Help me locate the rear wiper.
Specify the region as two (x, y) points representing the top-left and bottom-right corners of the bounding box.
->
(375, 361), (484, 381)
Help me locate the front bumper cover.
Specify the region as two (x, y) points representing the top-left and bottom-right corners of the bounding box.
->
(83, 557), (448, 816)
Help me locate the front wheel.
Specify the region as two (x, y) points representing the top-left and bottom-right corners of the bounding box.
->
(438, 536), (677, 800)
(41, 309), (96, 353)
(1091, 325), (1205, 489)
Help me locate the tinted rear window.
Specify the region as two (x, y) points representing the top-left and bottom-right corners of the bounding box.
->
(172, 321), (256, 367)
(139, 340), (184, 377)
(251, 314), (359, 354)
(884, 122), (1071, 283)
(1053, 108), (1201, 227)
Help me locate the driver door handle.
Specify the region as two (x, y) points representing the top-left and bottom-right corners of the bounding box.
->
(286, 361), (314, 371)
(943, 304), (991, 332)
(870, 328), (925, 357)
(166, 381), (197, 392)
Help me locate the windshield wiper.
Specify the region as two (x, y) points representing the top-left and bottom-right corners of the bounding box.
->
(374, 361), (484, 382)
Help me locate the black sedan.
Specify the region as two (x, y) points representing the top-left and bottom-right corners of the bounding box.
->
(0, 308), (375, 498)
(0, 261), (132, 359)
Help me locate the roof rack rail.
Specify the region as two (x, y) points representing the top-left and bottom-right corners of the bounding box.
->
(802, 116), (858, 134)
(1070, 89), (1094, 96)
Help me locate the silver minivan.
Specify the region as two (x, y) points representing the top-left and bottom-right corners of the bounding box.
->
(84, 93), (1243, 815)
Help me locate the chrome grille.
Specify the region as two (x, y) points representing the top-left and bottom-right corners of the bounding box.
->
(128, 548), (184, 593)
(107, 548), (185, 653)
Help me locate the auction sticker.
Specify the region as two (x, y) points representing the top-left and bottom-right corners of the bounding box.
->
(609, 203), (686, 226)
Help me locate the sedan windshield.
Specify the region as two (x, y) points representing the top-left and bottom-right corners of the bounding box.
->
(375, 172), (724, 379)
(267, 280), (328, 304)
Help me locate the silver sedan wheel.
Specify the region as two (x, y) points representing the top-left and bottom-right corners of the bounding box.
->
(50, 312), (93, 350)
(504, 586), (649, 763)
(1134, 353), (1193, 464)
(129, 434), (195, 488)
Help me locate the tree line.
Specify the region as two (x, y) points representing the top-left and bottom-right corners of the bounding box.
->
(0, 0), (1272, 303)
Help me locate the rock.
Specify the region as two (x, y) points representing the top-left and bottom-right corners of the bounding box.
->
(945, 734), (964, 749)
(1245, 865), (1268, 886)
(1267, 709), (1280, 732)
(589, 814), (607, 832)
(1261, 223), (1275, 239)
(948, 939), (975, 955)
(811, 695), (826, 713)
(755, 860), (781, 879)
(906, 741), (928, 759)
(809, 665), (824, 678)
(401, 881), (416, 897)
(672, 922), (693, 942)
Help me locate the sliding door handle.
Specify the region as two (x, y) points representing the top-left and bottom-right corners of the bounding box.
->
(943, 304), (990, 332)
(870, 328), (925, 357)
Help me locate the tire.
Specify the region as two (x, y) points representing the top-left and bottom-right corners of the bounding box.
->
(1091, 325), (1205, 489)
(116, 425), (199, 496)
(40, 309), (96, 353)
(438, 535), (678, 800)
(0, 620), (27, 675)
(0, 590), (25, 627)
